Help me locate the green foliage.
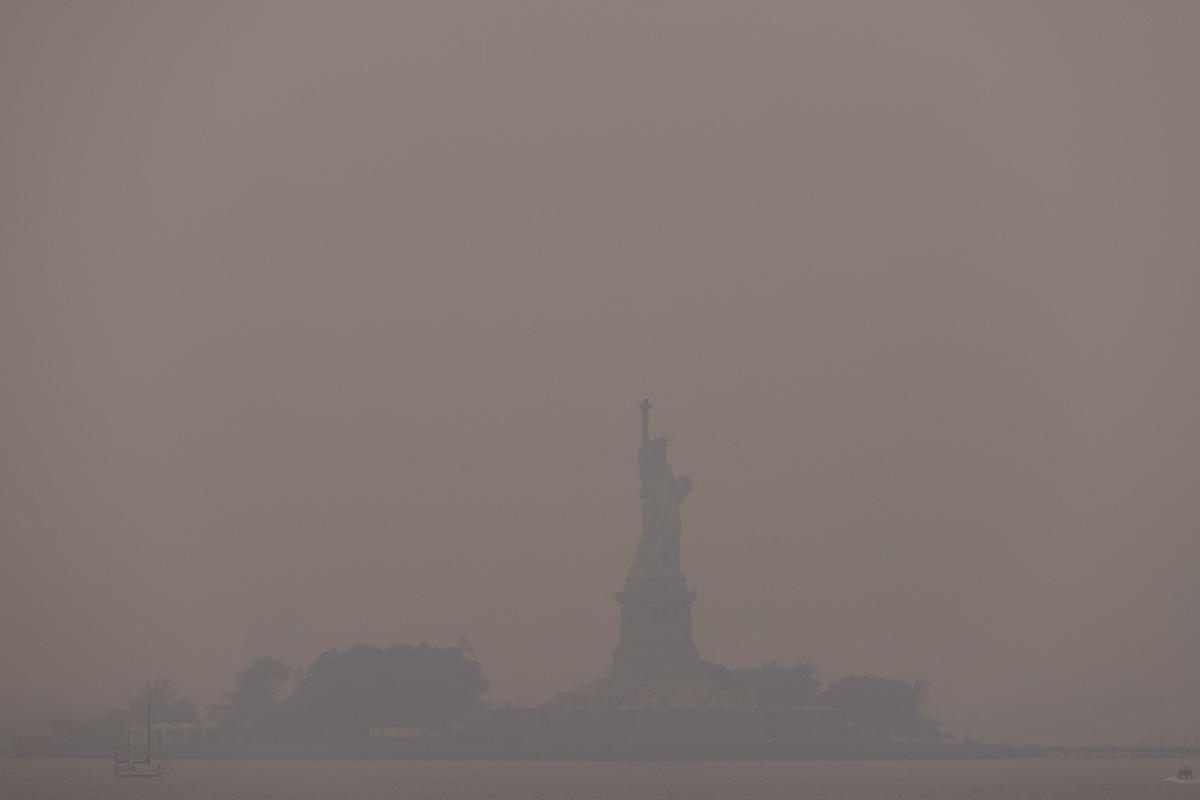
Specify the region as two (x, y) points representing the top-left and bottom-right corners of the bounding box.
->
(283, 643), (488, 741)
(226, 656), (290, 740)
(130, 678), (197, 724)
(821, 675), (942, 739)
(710, 660), (822, 707)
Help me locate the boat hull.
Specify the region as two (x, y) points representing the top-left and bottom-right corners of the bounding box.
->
(114, 761), (164, 778)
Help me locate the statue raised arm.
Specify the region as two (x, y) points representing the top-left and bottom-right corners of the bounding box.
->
(640, 398), (652, 446)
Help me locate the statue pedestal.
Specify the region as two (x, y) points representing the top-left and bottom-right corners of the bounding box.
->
(610, 573), (701, 685)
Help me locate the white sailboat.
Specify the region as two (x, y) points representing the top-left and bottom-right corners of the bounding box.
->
(114, 701), (164, 777)
(1164, 765), (1197, 785)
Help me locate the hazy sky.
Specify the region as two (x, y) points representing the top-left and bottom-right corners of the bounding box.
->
(2, 1), (1198, 745)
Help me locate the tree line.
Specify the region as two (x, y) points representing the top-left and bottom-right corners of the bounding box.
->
(708, 660), (943, 739)
(225, 643), (488, 742)
(118, 649), (940, 743)
(106, 642), (485, 744)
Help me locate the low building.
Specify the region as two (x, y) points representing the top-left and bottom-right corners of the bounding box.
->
(123, 721), (224, 751)
(368, 726), (437, 738)
(462, 706), (843, 746)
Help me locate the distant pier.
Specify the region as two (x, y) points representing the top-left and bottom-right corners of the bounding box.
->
(1040, 744), (1200, 759)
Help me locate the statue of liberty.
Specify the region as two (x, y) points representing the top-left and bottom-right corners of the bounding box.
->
(630, 398), (693, 576)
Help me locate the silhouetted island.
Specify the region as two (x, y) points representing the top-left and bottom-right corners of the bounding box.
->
(10, 402), (999, 761)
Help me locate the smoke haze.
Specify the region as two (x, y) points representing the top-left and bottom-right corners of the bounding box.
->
(2, 1), (1198, 745)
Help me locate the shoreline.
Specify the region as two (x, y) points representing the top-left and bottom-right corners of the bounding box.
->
(14, 741), (1193, 761)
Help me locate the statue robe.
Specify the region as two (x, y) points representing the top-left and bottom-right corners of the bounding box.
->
(630, 440), (692, 576)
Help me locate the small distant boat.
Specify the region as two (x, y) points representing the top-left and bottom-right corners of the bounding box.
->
(114, 702), (165, 778)
(114, 759), (163, 778)
(1164, 765), (1196, 785)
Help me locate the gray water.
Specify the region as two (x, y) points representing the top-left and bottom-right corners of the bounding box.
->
(1, 759), (1195, 799)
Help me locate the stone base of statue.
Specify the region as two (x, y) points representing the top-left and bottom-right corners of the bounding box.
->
(610, 573), (702, 685)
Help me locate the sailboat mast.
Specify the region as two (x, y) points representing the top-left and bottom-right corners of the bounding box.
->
(146, 698), (151, 762)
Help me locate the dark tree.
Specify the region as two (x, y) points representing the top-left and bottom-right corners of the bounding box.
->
(130, 678), (197, 724)
(821, 675), (942, 739)
(707, 660), (822, 707)
(226, 656), (290, 740)
(285, 643), (488, 741)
